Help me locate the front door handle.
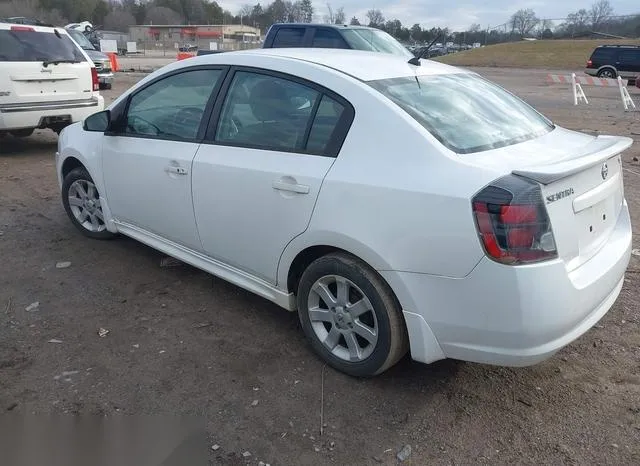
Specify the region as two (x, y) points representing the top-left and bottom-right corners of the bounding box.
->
(272, 180), (310, 194)
(166, 166), (188, 175)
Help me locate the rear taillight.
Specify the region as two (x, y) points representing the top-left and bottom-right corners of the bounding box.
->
(91, 67), (99, 91)
(472, 175), (557, 265)
(587, 59), (593, 67)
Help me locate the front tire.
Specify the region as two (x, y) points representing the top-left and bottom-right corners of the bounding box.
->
(62, 167), (115, 240)
(297, 253), (408, 377)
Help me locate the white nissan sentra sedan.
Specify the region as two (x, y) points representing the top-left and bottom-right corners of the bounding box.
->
(55, 49), (633, 377)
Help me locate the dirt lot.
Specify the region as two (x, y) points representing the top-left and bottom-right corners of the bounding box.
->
(1, 67), (640, 466)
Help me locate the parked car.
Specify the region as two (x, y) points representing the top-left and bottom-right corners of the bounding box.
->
(179, 44), (198, 52)
(65, 21), (94, 33)
(66, 28), (114, 90)
(56, 49), (632, 377)
(0, 22), (104, 138)
(263, 23), (414, 58)
(585, 44), (640, 79)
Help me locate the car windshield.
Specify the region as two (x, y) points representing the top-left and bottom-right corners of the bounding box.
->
(0, 28), (85, 62)
(368, 73), (554, 154)
(342, 28), (413, 58)
(67, 29), (95, 50)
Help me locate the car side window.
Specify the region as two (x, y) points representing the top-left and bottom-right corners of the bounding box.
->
(619, 50), (640, 64)
(272, 28), (305, 47)
(124, 69), (223, 140)
(215, 71), (320, 152)
(306, 95), (346, 153)
(312, 29), (348, 48)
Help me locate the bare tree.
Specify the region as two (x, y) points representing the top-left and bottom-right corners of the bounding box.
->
(104, 10), (136, 32)
(510, 9), (539, 37)
(366, 9), (384, 28)
(468, 23), (481, 33)
(238, 4), (253, 18)
(537, 19), (553, 37)
(590, 0), (614, 31)
(334, 6), (345, 24)
(324, 3), (334, 24)
(145, 6), (183, 25)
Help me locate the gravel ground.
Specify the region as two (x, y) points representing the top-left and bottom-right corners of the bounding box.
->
(1, 67), (639, 466)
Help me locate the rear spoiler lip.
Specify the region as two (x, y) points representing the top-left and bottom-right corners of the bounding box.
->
(512, 135), (633, 185)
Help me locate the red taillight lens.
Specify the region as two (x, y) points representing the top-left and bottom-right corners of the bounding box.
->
(587, 59), (593, 67)
(11, 26), (35, 32)
(91, 67), (99, 91)
(472, 175), (557, 265)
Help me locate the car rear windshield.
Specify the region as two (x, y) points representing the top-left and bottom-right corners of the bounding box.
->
(368, 73), (554, 154)
(0, 29), (85, 62)
(341, 28), (413, 58)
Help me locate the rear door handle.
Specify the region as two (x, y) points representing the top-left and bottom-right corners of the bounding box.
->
(166, 166), (188, 175)
(272, 180), (310, 194)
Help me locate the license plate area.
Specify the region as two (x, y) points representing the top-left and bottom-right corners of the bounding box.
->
(576, 195), (618, 259)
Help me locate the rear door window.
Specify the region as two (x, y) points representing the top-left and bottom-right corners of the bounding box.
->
(591, 48), (617, 63)
(272, 28), (305, 47)
(0, 29), (85, 62)
(312, 28), (348, 48)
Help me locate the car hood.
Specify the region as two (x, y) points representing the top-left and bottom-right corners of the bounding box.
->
(83, 49), (109, 62)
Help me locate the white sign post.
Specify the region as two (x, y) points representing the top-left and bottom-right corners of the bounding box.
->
(209, 42), (218, 51)
(99, 39), (118, 53)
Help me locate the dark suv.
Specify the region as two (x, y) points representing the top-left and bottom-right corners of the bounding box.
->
(262, 23), (413, 58)
(585, 45), (640, 79)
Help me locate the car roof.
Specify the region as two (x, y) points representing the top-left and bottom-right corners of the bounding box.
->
(0, 22), (68, 33)
(270, 23), (376, 31)
(596, 44), (640, 49)
(215, 48), (464, 82)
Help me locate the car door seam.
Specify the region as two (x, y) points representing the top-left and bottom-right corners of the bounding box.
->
(274, 157), (338, 289)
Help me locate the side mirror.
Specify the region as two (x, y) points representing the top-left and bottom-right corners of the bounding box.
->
(83, 110), (110, 132)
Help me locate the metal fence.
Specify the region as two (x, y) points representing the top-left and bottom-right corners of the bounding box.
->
(123, 39), (261, 57)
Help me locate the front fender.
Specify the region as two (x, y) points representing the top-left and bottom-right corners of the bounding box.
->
(57, 125), (117, 233)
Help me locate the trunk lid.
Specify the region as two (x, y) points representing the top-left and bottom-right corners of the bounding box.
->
(0, 25), (93, 106)
(467, 127), (633, 270)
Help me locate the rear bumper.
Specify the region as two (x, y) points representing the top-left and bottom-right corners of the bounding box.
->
(584, 68), (598, 77)
(98, 72), (114, 84)
(0, 96), (104, 130)
(382, 201), (632, 367)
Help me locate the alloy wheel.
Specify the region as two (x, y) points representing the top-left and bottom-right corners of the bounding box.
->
(307, 275), (379, 362)
(67, 179), (106, 232)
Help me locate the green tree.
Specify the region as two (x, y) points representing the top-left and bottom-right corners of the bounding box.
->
(349, 16), (360, 25)
(298, 0), (313, 22)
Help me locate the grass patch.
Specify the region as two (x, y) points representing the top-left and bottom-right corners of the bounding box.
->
(435, 39), (640, 69)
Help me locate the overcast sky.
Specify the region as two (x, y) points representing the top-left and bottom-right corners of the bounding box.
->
(217, 0), (638, 31)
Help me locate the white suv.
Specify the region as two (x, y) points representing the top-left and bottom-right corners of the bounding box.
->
(0, 22), (104, 138)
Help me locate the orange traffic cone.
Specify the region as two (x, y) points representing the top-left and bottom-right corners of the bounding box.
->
(107, 52), (119, 72)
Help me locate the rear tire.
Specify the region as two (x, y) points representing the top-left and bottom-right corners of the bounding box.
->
(597, 68), (617, 79)
(296, 253), (408, 377)
(62, 167), (116, 240)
